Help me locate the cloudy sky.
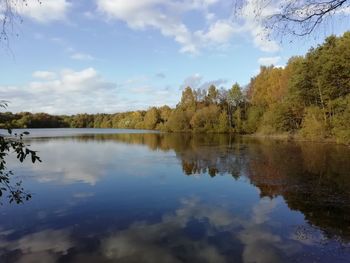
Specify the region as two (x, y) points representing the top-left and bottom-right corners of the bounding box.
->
(0, 0), (349, 114)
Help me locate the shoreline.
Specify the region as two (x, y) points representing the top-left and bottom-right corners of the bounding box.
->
(243, 133), (349, 146)
(2, 127), (349, 146)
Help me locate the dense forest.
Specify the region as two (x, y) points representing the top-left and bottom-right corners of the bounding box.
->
(1, 32), (350, 144)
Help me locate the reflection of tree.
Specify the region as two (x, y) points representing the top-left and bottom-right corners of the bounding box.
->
(80, 133), (249, 179)
(26, 133), (350, 242)
(74, 133), (350, 242)
(245, 140), (350, 242)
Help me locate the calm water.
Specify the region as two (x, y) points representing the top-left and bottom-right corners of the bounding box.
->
(1, 129), (350, 263)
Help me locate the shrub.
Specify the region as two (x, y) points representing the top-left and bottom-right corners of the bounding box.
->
(300, 106), (328, 140)
(243, 106), (264, 134)
(331, 95), (350, 144)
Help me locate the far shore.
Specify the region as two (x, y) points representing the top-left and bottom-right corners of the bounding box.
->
(243, 133), (350, 146)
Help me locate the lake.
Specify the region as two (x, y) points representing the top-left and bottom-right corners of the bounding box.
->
(0, 129), (350, 263)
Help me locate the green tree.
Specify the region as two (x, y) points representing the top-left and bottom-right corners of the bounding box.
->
(205, 85), (219, 105)
(179, 87), (196, 111)
(143, 107), (160, 130)
(166, 109), (190, 132)
(227, 83), (243, 128)
(0, 102), (41, 203)
(190, 105), (221, 132)
(217, 111), (229, 133)
(300, 106), (328, 140)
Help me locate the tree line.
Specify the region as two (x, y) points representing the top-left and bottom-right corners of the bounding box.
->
(1, 32), (349, 144)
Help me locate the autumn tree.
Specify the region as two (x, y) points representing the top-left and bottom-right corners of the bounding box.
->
(205, 85), (219, 105)
(166, 109), (190, 132)
(227, 83), (244, 129)
(190, 105), (221, 132)
(179, 87), (196, 111)
(143, 107), (160, 130)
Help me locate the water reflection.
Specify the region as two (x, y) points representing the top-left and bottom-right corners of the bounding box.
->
(83, 133), (350, 242)
(102, 197), (236, 263)
(0, 229), (74, 263)
(0, 198), (302, 263)
(1, 131), (350, 262)
(101, 198), (302, 263)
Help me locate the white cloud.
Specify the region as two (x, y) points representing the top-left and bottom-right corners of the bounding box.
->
(96, 0), (238, 54)
(198, 78), (227, 90)
(17, 0), (71, 23)
(338, 6), (350, 14)
(0, 68), (118, 114)
(258, 56), (281, 66)
(181, 73), (227, 90)
(95, 0), (283, 53)
(96, 0), (196, 53)
(196, 20), (238, 44)
(70, 52), (95, 61)
(181, 73), (203, 89)
(239, 0), (280, 52)
(32, 70), (57, 80)
(0, 68), (177, 114)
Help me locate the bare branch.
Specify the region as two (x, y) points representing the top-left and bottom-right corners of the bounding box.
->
(234, 0), (350, 38)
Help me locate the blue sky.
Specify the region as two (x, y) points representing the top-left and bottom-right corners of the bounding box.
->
(0, 0), (349, 114)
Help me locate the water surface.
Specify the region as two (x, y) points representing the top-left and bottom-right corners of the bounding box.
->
(0, 129), (349, 263)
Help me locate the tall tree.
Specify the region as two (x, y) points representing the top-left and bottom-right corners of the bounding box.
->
(179, 87), (196, 111)
(227, 83), (243, 128)
(206, 85), (219, 105)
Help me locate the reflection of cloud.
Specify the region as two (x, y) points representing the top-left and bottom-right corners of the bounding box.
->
(239, 198), (301, 263)
(102, 198), (233, 263)
(290, 225), (324, 246)
(16, 251), (58, 263)
(22, 140), (109, 185)
(0, 198), (306, 262)
(171, 197), (236, 227)
(251, 197), (277, 224)
(0, 229), (74, 263)
(101, 197), (301, 263)
(73, 192), (95, 199)
(103, 233), (180, 263)
(9, 137), (180, 185)
(4, 229), (73, 253)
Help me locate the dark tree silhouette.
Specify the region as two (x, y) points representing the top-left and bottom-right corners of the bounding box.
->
(235, 0), (349, 37)
(268, 0), (349, 36)
(0, 101), (41, 204)
(1, 0), (21, 43)
(0, 0), (42, 44)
